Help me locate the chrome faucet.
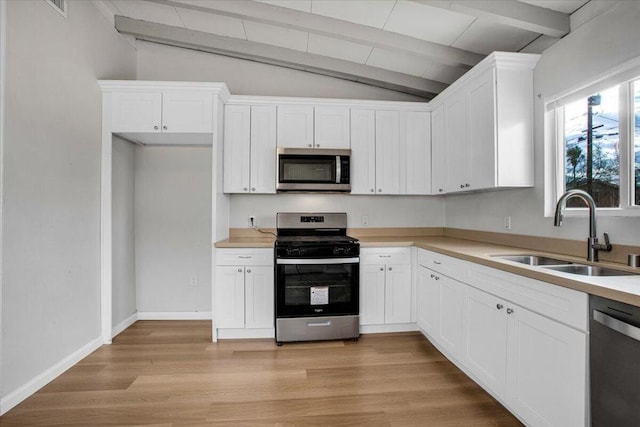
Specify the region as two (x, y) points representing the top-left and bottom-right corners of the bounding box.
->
(554, 189), (612, 262)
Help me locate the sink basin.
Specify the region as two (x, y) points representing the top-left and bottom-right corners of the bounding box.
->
(493, 255), (573, 266)
(544, 264), (639, 277)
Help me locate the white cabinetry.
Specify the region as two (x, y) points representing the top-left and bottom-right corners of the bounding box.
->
(351, 109), (431, 195)
(360, 248), (413, 329)
(436, 52), (539, 193)
(417, 248), (587, 427)
(214, 249), (274, 338)
(277, 105), (314, 148)
(429, 103), (446, 194)
(223, 104), (276, 194)
(111, 90), (213, 134)
(314, 106), (350, 149)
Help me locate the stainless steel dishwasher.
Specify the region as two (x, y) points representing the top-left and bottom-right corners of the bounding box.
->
(590, 294), (640, 426)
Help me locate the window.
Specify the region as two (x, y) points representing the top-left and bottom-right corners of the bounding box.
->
(552, 77), (640, 214)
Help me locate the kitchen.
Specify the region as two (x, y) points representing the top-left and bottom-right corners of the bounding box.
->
(2, 0), (640, 425)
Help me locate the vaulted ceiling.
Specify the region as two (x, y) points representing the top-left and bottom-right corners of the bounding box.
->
(96, 0), (589, 99)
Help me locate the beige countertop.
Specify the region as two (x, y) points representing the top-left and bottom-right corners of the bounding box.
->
(216, 233), (640, 307)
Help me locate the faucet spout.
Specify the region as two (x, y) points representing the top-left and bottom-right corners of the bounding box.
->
(554, 189), (611, 262)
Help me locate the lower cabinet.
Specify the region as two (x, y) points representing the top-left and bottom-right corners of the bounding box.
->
(360, 247), (413, 327)
(418, 249), (587, 427)
(214, 249), (274, 336)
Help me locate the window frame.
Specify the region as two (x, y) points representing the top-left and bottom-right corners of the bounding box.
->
(546, 75), (640, 218)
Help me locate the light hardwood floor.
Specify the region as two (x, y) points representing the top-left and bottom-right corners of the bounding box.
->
(0, 321), (522, 426)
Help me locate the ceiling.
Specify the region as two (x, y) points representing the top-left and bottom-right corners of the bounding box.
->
(96, 0), (590, 99)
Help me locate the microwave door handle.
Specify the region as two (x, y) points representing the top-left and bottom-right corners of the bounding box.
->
(336, 156), (341, 184)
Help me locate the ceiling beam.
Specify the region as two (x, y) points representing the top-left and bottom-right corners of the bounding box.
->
(418, 0), (570, 38)
(115, 16), (447, 99)
(147, 0), (484, 69)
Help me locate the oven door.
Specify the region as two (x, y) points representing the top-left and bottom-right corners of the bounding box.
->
(275, 257), (359, 317)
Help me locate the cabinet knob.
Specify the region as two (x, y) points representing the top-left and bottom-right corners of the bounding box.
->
(378, 189), (382, 192)
(388, 267), (393, 271)
(163, 125), (168, 130)
(243, 187), (248, 191)
(439, 189), (443, 193)
(308, 144), (313, 148)
(430, 274), (434, 278)
(460, 184), (465, 189)
(380, 267), (384, 271)
(237, 268), (243, 273)
(370, 189), (374, 193)
(316, 144), (320, 148)
(507, 308), (514, 314)
(246, 269), (251, 273)
(153, 125), (159, 130)
(496, 304), (504, 310)
(251, 187), (256, 191)
(434, 276), (440, 280)
(465, 183), (470, 188)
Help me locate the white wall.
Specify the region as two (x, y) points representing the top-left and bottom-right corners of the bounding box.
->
(444, 1), (640, 245)
(112, 137), (137, 329)
(0, 0), (135, 411)
(136, 41), (427, 102)
(231, 194), (445, 228)
(134, 146), (212, 315)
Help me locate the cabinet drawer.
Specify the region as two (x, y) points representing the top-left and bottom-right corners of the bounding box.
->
(216, 249), (273, 266)
(361, 247), (411, 265)
(418, 249), (462, 278)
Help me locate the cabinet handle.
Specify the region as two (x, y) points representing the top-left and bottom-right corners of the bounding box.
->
(238, 256), (252, 259)
(246, 269), (251, 273)
(379, 255), (391, 258)
(460, 184), (465, 189)
(496, 304), (504, 310)
(433, 260), (441, 265)
(237, 268), (243, 273)
(153, 125), (159, 130)
(506, 308), (514, 314)
(465, 183), (470, 188)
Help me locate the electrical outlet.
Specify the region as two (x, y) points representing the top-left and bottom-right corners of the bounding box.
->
(362, 215), (369, 226)
(189, 276), (198, 287)
(249, 216), (256, 228)
(504, 216), (512, 230)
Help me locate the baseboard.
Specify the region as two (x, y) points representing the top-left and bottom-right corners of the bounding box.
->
(111, 312), (138, 338)
(216, 328), (275, 339)
(137, 311), (212, 320)
(360, 323), (418, 334)
(0, 336), (103, 415)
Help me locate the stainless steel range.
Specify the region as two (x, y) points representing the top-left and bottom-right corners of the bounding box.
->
(274, 212), (360, 345)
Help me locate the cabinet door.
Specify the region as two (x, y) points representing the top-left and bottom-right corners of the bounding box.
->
(350, 109), (376, 195)
(384, 264), (412, 324)
(244, 265), (274, 329)
(111, 92), (162, 133)
(277, 106), (314, 148)
(437, 274), (463, 360)
(461, 285), (508, 400)
(417, 266), (439, 336)
(466, 69), (496, 190)
(405, 111), (431, 195)
(314, 106), (350, 149)
(360, 264), (386, 325)
(506, 305), (587, 427)
(223, 105), (251, 193)
(430, 104), (446, 194)
(214, 266), (245, 328)
(250, 105), (277, 194)
(444, 92), (468, 193)
(375, 110), (401, 194)
(162, 91), (213, 133)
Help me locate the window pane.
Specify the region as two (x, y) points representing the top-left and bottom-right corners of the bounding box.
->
(564, 87), (620, 208)
(635, 80), (640, 205)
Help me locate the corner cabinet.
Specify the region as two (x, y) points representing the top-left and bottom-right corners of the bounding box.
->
(433, 52), (540, 194)
(417, 248), (587, 427)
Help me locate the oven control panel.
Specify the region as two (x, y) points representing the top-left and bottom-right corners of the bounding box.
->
(276, 244), (359, 259)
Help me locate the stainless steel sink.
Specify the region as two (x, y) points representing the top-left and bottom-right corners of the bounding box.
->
(493, 255), (573, 266)
(544, 264), (639, 277)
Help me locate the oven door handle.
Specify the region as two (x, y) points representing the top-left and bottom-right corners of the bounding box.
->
(276, 257), (360, 265)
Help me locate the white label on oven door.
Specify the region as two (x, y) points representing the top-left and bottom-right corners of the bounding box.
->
(310, 286), (329, 305)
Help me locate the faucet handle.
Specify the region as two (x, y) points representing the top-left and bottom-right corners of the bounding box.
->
(602, 232), (612, 251)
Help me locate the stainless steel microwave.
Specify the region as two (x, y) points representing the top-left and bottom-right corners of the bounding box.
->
(276, 147), (351, 192)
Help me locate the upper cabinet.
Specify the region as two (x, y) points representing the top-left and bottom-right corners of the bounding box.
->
(277, 105), (350, 149)
(430, 104), (445, 194)
(224, 104), (276, 194)
(435, 52), (540, 194)
(351, 108), (431, 195)
(99, 81), (229, 146)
